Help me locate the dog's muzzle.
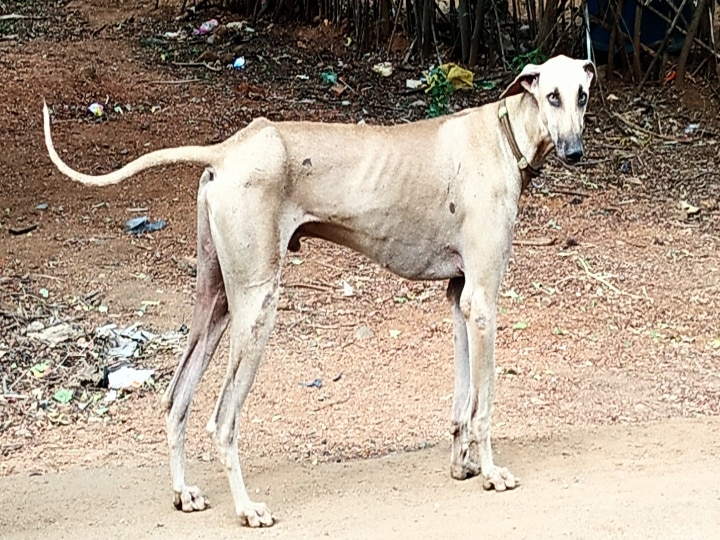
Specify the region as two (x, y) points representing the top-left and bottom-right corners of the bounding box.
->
(558, 138), (584, 164)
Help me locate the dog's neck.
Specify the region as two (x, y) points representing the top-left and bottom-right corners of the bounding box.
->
(499, 94), (554, 191)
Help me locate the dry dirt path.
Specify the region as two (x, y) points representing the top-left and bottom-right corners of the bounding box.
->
(2, 416), (719, 539)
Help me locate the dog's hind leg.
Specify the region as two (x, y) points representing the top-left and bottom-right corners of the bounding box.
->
(203, 180), (289, 527)
(162, 169), (229, 512)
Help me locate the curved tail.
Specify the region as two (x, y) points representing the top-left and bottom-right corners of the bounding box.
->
(43, 101), (222, 186)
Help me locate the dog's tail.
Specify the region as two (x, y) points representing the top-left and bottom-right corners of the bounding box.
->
(43, 101), (221, 187)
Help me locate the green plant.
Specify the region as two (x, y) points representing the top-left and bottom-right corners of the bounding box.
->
(424, 66), (454, 118)
(510, 49), (548, 74)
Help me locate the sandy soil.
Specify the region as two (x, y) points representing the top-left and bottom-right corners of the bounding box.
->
(1, 0), (720, 537)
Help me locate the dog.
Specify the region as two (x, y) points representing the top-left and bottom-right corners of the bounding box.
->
(44, 55), (595, 527)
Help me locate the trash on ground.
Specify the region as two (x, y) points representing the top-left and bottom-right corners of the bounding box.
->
(440, 63), (474, 90)
(107, 365), (155, 390)
(96, 323), (157, 360)
(27, 322), (82, 348)
(226, 21), (254, 32)
(124, 216), (167, 235)
(163, 30), (187, 40)
(232, 56), (246, 70)
(194, 19), (218, 35)
(300, 378), (323, 389)
(36, 203), (48, 210)
(372, 62), (393, 77)
(684, 123), (700, 135)
(406, 79), (423, 89)
(88, 103), (104, 117)
(680, 200), (700, 217)
(320, 70), (338, 84)
(342, 281), (354, 297)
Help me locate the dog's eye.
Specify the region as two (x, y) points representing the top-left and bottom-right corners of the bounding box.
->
(578, 91), (588, 107)
(547, 91), (561, 107)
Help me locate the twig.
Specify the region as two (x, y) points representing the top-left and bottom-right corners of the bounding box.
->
(92, 23), (108, 37)
(610, 111), (680, 142)
(284, 282), (334, 292)
(312, 395), (351, 412)
(0, 13), (47, 20)
(28, 273), (65, 282)
(172, 61), (221, 72)
(512, 237), (555, 247)
(575, 256), (643, 300)
(0, 34), (18, 41)
(338, 77), (358, 95)
(140, 78), (203, 85)
(550, 189), (593, 198)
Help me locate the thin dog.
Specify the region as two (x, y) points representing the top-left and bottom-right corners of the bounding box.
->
(44, 55), (595, 527)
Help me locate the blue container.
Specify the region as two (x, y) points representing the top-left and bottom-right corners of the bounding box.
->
(588, 0), (692, 54)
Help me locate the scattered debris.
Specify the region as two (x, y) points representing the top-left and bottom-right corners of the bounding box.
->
(372, 62), (393, 77)
(332, 372), (343, 382)
(320, 70), (337, 84)
(124, 216), (167, 235)
(36, 203), (48, 210)
(107, 365), (155, 390)
(27, 322), (81, 347)
(300, 378), (323, 389)
(342, 281), (354, 297)
(406, 79), (423, 89)
(88, 102), (103, 117)
(193, 19), (218, 36)
(8, 223), (38, 235)
(232, 56), (246, 70)
(680, 200), (700, 218)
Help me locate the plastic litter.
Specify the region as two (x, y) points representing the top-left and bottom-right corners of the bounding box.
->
(107, 365), (155, 389)
(232, 56), (246, 70)
(194, 19), (219, 36)
(320, 70), (337, 84)
(300, 378), (323, 389)
(88, 103), (104, 117)
(372, 62), (393, 77)
(36, 203), (48, 210)
(124, 216), (167, 235)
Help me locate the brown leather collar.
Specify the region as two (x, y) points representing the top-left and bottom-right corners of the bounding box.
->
(498, 99), (543, 191)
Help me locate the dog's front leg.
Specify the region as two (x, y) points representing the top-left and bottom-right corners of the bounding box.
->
(448, 275), (516, 491)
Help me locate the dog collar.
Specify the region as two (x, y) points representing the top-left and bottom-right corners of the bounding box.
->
(498, 100), (543, 190)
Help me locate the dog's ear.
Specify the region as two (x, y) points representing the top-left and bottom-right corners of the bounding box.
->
(499, 63), (542, 99)
(582, 60), (597, 85)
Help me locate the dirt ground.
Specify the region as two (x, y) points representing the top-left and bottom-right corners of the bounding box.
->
(1, 0), (720, 537)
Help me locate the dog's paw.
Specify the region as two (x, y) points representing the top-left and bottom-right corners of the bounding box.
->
(450, 459), (481, 480)
(238, 501), (275, 528)
(173, 485), (209, 512)
(482, 466), (518, 492)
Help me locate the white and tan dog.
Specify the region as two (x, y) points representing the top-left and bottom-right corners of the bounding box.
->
(44, 55), (594, 527)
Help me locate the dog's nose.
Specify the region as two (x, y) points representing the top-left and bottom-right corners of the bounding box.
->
(565, 149), (583, 163)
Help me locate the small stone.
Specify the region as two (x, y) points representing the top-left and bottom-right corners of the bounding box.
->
(353, 325), (373, 340)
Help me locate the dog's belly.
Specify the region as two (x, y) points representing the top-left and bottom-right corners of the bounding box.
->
(291, 222), (463, 281)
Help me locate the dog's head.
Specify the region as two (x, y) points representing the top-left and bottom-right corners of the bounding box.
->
(500, 55), (595, 164)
